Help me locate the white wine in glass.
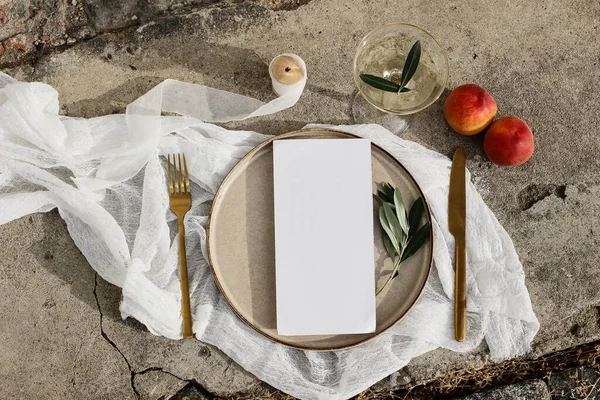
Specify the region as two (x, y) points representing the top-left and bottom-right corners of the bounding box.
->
(352, 23), (449, 131)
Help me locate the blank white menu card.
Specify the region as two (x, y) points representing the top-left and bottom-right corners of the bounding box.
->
(273, 139), (376, 336)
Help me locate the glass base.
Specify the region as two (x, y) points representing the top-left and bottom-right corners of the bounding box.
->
(351, 92), (409, 135)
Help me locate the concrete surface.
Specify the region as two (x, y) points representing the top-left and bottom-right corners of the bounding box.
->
(549, 366), (600, 399)
(1, 0), (600, 398)
(0, 212), (260, 399)
(0, 0), (308, 66)
(457, 380), (550, 400)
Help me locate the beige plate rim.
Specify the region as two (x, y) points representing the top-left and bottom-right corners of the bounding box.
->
(206, 128), (434, 351)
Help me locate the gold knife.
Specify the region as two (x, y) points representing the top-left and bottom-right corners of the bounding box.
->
(448, 147), (466, 342)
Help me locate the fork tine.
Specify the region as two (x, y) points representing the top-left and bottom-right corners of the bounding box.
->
(183, 154), (190, 193)
(178, 153), (185, 193)
(171, 154), (176, 194)
(167, 154), (173, 194)
(174, 153), (180, 194)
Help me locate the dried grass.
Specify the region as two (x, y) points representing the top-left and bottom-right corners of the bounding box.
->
(220, 341), (600, 400)
(377, 342), (600, 399)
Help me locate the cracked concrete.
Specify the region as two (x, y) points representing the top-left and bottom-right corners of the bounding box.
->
(0, 0), (314, 67)
(1, 0), (600, 398)
(0, 211), (257, 399)
(133, 369), (188, 400)
(94, 273), (260, 396)
(0, 213), (135, 399)
(93, 274), (137, 397)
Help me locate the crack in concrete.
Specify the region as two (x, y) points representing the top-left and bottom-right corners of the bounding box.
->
(268, 0), (313, 11)
(0, 1), (267, 70)
(175, 381), (216, 399)
(392, 338), (600, 399)
(92, 273), (216, 399)
(93, 273), (139, 398)
(135, 367), (216, 399)
(518, 183), (567, 211)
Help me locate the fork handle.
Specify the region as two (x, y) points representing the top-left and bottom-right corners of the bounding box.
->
(178, 218), (193, 338)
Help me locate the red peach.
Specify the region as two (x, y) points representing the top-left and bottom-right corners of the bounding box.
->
(484, 117), (534, 166)
(443, 84), (497, 135)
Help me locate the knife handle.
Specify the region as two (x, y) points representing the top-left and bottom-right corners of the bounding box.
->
(455, 242), (467, 342)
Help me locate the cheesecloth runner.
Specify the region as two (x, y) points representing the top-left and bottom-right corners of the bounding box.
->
(0, 72), (539, 400)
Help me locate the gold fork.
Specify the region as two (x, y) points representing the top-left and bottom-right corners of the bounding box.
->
(167, 153), (193, 338)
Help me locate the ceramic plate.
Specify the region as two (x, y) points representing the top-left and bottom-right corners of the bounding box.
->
(207, 129), (433, 350)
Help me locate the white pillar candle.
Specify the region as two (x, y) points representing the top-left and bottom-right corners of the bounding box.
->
(269, 54), (307, 97)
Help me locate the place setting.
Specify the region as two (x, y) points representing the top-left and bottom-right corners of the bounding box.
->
(0, 21), (539, 400)
(207, 129), (433, 349)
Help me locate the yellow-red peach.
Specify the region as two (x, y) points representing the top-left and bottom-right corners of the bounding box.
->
(443, 84), (497, 135)
(484, 117), (534, 166)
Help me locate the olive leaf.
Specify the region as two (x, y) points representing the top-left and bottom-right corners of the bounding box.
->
(359, 40), (421, 94)
(383, 201), (404, 245)
(382, 183), (394, 202)
(401, 222), (431, 262)
(379, 206), (399, 253)
(393, 188), (409, 235)
(375, 182), (430, 295)
(359, 74), (411, 93)
(408, 197), (424, 236)
(383, 233), (397, 260)
(398, 40), (421, 92)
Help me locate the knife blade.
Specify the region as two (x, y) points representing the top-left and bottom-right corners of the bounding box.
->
(448, 147), (466, 342)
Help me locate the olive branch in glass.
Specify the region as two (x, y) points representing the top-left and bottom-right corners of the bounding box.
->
(360, 40), (421, 94)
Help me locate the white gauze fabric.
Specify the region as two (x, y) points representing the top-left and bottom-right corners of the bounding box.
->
(0, 72), (539, 400)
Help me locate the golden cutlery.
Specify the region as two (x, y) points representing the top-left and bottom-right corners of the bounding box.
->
(167, 153), (193, 338)
(448, 147), (466, 342)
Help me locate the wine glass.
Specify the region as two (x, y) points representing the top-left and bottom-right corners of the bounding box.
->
(352, 23), (449, 134)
